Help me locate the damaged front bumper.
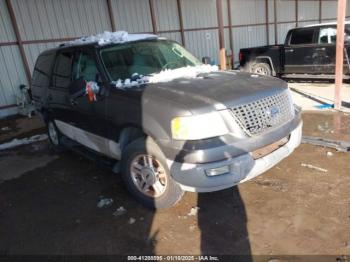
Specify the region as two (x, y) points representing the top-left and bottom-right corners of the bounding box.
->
(166, 121), (302, 192)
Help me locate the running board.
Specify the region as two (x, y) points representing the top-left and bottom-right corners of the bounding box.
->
(282, 74), (350, 80)
(61, 136), (120, 173)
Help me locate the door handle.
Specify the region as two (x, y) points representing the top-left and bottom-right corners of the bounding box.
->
(285, 49), (294, 53)
(316, 47), (326, 51)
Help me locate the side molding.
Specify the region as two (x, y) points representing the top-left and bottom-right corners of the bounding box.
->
(54, 120), (121, 160)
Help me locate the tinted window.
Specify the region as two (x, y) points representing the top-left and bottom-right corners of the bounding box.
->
(290, 28), (315, 45)
(72, 52), (99, 82)
(32, 52), (55, 87)
(52, 51), (74, 89)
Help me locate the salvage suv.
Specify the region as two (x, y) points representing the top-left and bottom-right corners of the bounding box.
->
(32, 31), (302, 209)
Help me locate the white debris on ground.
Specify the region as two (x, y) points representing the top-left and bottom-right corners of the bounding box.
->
(65, 31), (157, 46)
(97, 198), (114, 208)
(0, 134), (48, 151)
(1, 127), (10, 131)
(112, 64), (219, 89)
(327, 151), (334, 157)
(128, 217), (136, 224)
(113, 206), (127, 217)
(301, 163), (328, 173)
(188, 206), (200, 216)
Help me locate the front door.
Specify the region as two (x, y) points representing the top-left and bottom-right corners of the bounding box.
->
(284, 27), (317, 74)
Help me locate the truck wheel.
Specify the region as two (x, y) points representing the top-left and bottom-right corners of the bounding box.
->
(47, 120), (64, 151)
(121, 137), (184, 209)
(250, 62), (272, 76)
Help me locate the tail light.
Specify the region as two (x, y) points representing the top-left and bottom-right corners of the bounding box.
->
(239, 51), (244, 63)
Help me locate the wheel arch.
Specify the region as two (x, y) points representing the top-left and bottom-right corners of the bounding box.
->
(254, 56), (276, 76)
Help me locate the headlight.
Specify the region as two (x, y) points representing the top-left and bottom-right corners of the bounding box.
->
(171, 112), (228, 140)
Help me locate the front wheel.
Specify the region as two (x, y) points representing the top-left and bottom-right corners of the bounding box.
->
(121, 137), (184, 209)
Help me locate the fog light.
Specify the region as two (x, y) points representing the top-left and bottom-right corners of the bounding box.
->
(205, 166), (230, 177)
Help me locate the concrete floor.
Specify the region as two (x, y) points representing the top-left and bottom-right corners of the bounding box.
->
(0, 111), (349, 256)
(289, 81), (350, 112)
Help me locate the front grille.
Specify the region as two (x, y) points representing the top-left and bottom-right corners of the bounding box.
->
(231, 90), (295, 136)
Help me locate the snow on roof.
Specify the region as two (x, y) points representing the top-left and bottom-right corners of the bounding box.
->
(112, 64), (219, 89)
(63, 31), (158, 46)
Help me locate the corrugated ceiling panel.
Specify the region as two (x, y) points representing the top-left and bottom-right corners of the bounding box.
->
(181, 0), (217, 29)
(298, 20), (319, 27)
(276, 0), (295, 23)
(184, 29), (219, 64)
(111, 0), (153, 33)
(268, 24), (275, 45)
(11, 0), (111, 40)
(222, 0), (229, 26)
(298, 1), (319, 21)
(277, 22), (295, 44)
(159, 32), (182, 44)
(154, 0), (179, 31)
(232, 25), (267, 61)
(24, 42), (64, 74)
(231, 0), (265, 25)
(0, 46), (28, 106)
(0, 0), (16, 42)
(268, 0), (275, 24)
(322, 1), (337, 20)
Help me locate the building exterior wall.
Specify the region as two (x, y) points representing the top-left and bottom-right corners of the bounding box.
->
(0, 0), (347, 116)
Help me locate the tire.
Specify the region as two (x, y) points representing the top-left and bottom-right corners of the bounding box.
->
(121, 137), (184, 209)
(47, 120), (65, 151)
(248, 62), (272, 76)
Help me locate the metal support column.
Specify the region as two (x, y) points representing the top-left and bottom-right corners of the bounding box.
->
(216, 0), (226, 70)
(5, 0), (32, 85)
(334, 0), (347, 110)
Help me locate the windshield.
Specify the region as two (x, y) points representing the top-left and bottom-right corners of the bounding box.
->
(100, 40), (201, 81)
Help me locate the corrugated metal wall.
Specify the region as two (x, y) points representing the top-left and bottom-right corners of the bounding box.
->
(0, 0), (347, 116)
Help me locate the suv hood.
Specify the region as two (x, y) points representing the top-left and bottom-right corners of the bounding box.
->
(144, 71), (289, 115)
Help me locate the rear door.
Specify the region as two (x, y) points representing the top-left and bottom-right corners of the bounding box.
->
(313, 25), (350, 75)
(284, 27), (317, 74)
(313, 26), (336, 74)
(48, 49), (75, 124)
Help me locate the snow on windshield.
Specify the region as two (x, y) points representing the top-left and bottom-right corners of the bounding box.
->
(64, 31), (158, 46)
(112, 64), (219, 89)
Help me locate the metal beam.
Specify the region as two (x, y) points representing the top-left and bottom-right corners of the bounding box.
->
(216, 0), (226, 70)
(319, 0), (322, 23)
(5, 0), (32, 85)
(295, 0), (298, 27)
(265, 0), (270, 45)
(107, 0), (116, 32)
(227, 0), (234, 64)
(176, 0), (186, 46)
(334, 0), (347, 110)
(149, 0), (158, 35)
(274, 0), (278, 45)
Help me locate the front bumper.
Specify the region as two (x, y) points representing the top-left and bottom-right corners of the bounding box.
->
(166, 121), (302, 192)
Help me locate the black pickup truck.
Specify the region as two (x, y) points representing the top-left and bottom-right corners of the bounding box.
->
(239, 22), (350, 79)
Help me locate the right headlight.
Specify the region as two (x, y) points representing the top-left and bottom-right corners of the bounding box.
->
(171, 112), (229, 140)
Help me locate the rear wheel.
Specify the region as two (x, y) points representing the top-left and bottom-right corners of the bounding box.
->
(249, 62), (272, 76)
(47, 120), (64, 151)
(121, 137), (184, 209)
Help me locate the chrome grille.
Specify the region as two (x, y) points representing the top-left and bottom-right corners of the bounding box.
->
(231, 90), (295, 136)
